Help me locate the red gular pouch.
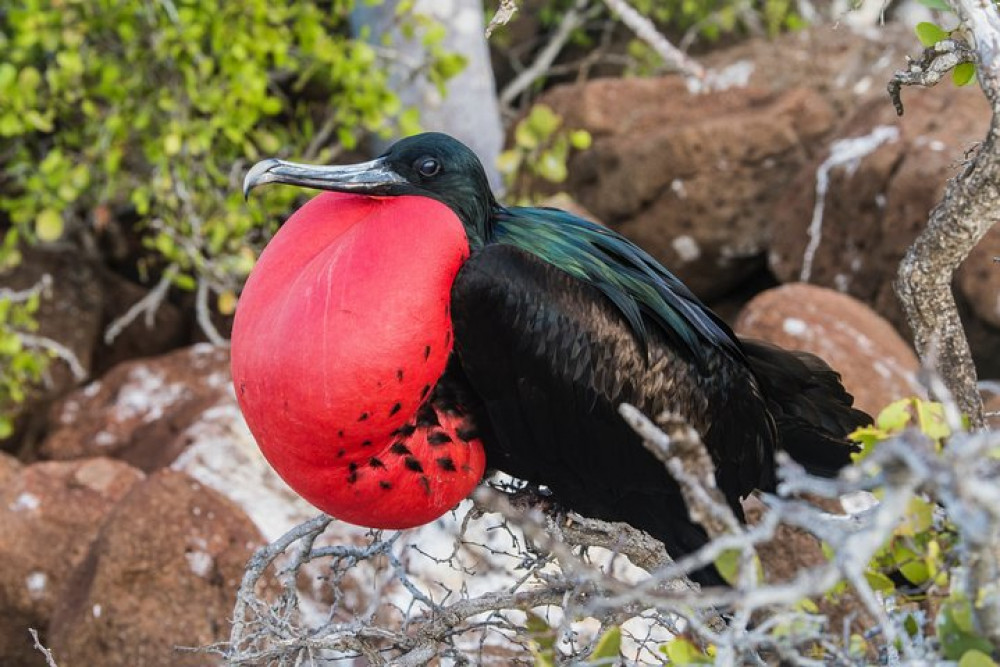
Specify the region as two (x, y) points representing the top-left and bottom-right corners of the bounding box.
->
(231, 192), (486, 528)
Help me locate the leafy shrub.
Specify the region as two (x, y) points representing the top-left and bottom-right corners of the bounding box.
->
(0, 0), (458, 314)
(497, 103), (591, 204)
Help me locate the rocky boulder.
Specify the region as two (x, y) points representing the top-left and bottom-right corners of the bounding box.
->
(735, 283), (922, 416)
(47, 469), (264, 667)
(764, 75), (998, 375)
(41, 344), (231, 471)
(0, 455), (143, 666)
(543, 80), (835, 300)
(40, 343), (319, 542)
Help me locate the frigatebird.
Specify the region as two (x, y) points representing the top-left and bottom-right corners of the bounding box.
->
(233, 132), (870, 585)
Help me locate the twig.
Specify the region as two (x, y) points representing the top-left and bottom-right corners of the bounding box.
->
(600, 0), (705, 84)
(619, 404), (740, 537)
(498, 0), (592, 109)
(195, 278), (228, 347)
(19, 334), (87, 381)
(485, 0), (519, 38)
(29, 628), (59, 667)
(0, 274), (52, 303)
(103, 265), (176, 345)
(888, 39), (976, 116)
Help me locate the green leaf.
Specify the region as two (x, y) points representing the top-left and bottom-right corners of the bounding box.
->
(495, 149), (522, 177)
(662, 638), (712, 664)
(569, 129), (592, 150)
(514, 120), (539, 150)
(0, 417), (13, 440)
(877, 399), (913, 432)
(918, 0), (952, 10)
(864, 570), (896, 593)
(217, 290), (238, 316)
(915, 399), (950, 440)
(916, 22), (950, 47)
(904, 614), (920, 637)
(527, 104), (562, 139)
(960, 649), (999, 667)
(535, 151), (568, 183)
(588, 626), (621, 661)
(953, 62), (976, 86)
(35, 209), (64, 242)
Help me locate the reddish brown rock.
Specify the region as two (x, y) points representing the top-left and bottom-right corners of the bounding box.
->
(542, 80), (835, 300)
(957, 225), (1000, 330)
(47, 469), (263, 667)
(735, 283), (922, 416)
(41, 345), (231, 471)
(0, 456), (143, 666)
(704, 23), (916, 115)
(766, 79), (991, 342)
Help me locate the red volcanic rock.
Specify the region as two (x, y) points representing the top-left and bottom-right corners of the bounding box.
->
(957, 225), (1000, 330)
(0, 456), (143, 666)
(543, 80), (835, 301)
(735, 283), (922, 417)
(41, 344), (231, 471)
(765, 77), (995, 369)
(47, 469), (263, 667)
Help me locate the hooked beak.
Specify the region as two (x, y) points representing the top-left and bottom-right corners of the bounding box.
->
(243, 157), (408, 200)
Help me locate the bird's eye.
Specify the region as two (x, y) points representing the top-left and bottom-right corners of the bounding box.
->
(416, 157), (441, 178)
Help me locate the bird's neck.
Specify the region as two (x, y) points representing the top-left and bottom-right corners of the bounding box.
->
(457, 197), (502, 251)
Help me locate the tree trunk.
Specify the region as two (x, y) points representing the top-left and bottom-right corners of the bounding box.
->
(351, 0), (504, 192)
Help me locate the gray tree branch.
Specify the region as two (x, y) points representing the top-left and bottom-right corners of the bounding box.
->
(893, 0), (1000, 429)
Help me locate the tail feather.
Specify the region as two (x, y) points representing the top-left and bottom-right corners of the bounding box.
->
(740, 339), (871, 478)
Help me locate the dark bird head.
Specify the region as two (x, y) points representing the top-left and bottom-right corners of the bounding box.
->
(244, 132), (498, 248)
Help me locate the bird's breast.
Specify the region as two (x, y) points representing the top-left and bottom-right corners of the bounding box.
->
(231, 192), (485, 528)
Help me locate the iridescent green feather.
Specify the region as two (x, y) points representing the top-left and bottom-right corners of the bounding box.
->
(491, 206), (743, 368)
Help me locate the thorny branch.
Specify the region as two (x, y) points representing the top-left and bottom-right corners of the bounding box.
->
(222, 391), (1000, 664)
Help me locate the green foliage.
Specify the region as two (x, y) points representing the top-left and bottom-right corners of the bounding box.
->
(497, 104), (591, 204)
(916, 20), (950, 46)
(912, 16), (978, 87)
(623, 0), (803, 73)
(528, 613), (622, 666)
(0, 280), (50, 440)
(0, 0), (459, 304)
(844, 398), (999, 664)
(713, 548), (762, 586)
(661, 636), (713, 664)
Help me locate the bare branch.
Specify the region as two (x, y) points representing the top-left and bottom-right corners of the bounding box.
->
(103, 265), (175, 345)
(29, 629), (59, 667)
(0, 274), (52, 303)
(498, 0), (592, 109)
(19, 333), (87, 381)
(195, 278), (228, 347)
(888, 39), (976, 116)
(600, 0), (706, 84)
(485, 0), (519, 39)
(619, 404), (740, 538)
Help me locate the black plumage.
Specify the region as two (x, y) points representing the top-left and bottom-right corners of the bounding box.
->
(244, 132), (872, 586)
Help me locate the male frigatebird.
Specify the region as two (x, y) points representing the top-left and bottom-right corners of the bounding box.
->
(233, 132), (870, 585)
